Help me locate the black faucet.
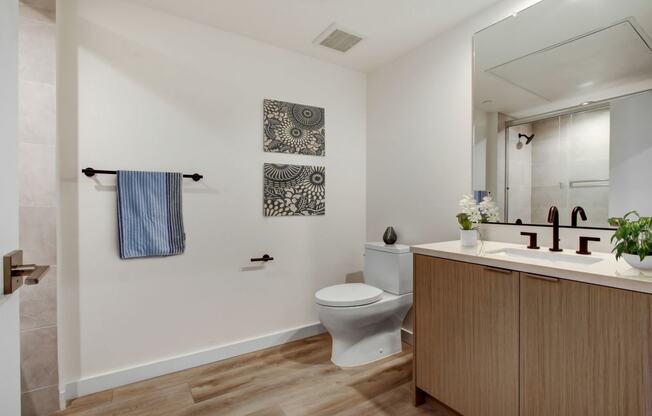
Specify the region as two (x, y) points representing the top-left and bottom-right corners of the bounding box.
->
(548, 206), (563, 252)
(577, 236), (601, 255)
(520, 232), (540, 249)
(571, 206), (587, 227)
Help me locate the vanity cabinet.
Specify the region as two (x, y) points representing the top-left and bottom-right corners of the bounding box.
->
(520, 272), (652, 416)
(414, 255), (519, 416)
(414, 255), (652, 416)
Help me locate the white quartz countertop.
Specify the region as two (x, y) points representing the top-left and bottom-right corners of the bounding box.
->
(411, 240), (652, 294)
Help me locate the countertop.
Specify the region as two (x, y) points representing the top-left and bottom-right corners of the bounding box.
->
(411, 240), (652, 294)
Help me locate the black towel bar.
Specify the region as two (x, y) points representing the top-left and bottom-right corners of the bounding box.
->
(82, 167), (203, 182)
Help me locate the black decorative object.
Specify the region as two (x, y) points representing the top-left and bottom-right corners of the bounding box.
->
(263, 163), (325, 216)
(264, 99), (325, 156)
(383, 227), (397, 245)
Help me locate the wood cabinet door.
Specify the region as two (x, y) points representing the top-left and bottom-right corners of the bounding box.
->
(414, 255), (519, 416)
(520, 273), (652, 416)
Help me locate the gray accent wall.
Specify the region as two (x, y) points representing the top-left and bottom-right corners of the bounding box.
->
(18, 1), (59, 415)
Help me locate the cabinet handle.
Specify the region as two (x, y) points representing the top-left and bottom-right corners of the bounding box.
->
(523, 273), (559, 283)
(483, 266), (512, 275)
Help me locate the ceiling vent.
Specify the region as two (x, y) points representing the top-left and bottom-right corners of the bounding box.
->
(314, 24), (363, 53)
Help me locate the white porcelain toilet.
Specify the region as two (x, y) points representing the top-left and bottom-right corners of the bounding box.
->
(315, 242), (413, 367)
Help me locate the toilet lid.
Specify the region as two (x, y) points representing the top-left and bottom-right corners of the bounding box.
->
(315, 283), (383, 307)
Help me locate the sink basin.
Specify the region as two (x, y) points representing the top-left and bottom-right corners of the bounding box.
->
(487, 247), (604, 267)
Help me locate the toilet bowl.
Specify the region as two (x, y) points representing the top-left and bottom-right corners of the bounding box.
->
(316, 284), (412, 367)
(315, 242), (413, 367)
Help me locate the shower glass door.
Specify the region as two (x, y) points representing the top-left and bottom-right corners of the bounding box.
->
(506, 107), (611, 227)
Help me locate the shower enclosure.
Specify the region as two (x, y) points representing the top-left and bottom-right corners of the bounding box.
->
(504, 107), (611, 227)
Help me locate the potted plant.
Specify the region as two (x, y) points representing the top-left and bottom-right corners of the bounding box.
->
(457, 195), (499, 247)
(608, 211), (652, 270)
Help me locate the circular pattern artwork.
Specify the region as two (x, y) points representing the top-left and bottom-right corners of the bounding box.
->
(264, 99), (325, 156)
(264, 163), (325, 216)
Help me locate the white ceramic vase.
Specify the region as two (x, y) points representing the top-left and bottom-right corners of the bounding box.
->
(622, 253), (652, 271)
(460, 229), (478, 247)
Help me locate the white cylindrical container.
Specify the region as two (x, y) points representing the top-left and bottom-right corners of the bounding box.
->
(460, 229), (478, 247)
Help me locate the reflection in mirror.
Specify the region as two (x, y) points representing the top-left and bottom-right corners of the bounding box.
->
(473, 0), (652, 228)
(505, 107), (610, 227)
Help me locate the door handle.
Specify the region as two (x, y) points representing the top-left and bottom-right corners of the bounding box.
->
(3, 250), (50, 294)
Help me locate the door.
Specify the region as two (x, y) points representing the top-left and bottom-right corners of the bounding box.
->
(520, 272), (652, 415)
(0, 0), (21, 414)
(414, 256), (519, 416)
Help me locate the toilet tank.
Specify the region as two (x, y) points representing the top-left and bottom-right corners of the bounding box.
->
(364, 242), (413, 295)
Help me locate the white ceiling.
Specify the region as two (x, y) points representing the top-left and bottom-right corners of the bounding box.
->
(131, 0), (504, 72)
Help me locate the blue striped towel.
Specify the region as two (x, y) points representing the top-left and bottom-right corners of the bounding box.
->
(117, 170), (185, 259)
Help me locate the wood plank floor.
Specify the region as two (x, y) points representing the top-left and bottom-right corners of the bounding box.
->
(55, 334), (454, 416)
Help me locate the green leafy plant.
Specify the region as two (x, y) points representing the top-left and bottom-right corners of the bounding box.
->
(457, 213), (474, 230)
(608, 211), (652, 261)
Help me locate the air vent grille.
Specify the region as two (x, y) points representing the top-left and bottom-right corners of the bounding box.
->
(319, 29), (362, 53)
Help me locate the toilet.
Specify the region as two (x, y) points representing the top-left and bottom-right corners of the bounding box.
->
(315, 242), (413, 367)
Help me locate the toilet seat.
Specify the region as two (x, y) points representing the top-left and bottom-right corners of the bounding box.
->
(315, 283), (383, 307)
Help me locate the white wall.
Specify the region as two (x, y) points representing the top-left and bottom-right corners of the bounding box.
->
(0, 295), (20, 416)
(366, 0), (541, 246)
(610, 91), (652, 217)
(0, 0), (21, 414)
(366, 0), (541, 333)
(58, 0), (366, 396)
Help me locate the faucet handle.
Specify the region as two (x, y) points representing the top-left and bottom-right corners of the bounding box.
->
(520, 232), (540, 250)
(576, 236), (601, 255)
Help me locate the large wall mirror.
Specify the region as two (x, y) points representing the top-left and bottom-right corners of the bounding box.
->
(473, 0), (652, 229)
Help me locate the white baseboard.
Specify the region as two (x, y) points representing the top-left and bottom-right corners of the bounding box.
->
(61, 322), (325, 402)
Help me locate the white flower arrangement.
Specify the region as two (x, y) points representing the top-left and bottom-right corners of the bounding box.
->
(456, 195), (500, 230)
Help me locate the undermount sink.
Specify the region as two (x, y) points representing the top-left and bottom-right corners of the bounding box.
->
(487, 247), (604, 266)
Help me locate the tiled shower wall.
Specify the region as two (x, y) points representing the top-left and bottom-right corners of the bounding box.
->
(18, 1), (59, 415)
(530, 108), (610, 227)
(506, 123), (533, 223)
(505, 108), (610, 227)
